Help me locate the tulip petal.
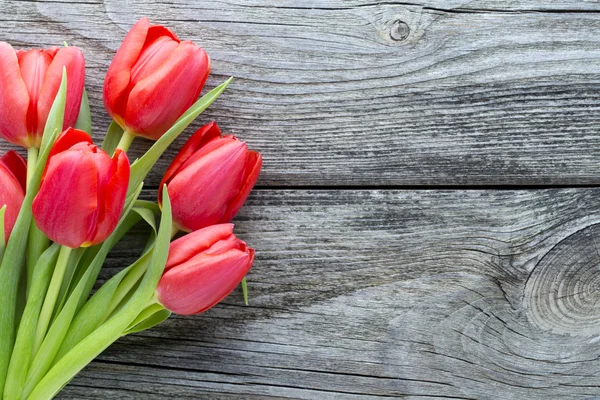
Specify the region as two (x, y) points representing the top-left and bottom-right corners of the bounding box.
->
(168, 139), (247, 231)
(129, 37), (178, 86)
(37, 47), (85, 140)
(124, 42), (210, 140)
(157, 249), (252, 315)
(0, 159), (26, 242)
(89, 149), (130, 245)
(0, 151), (27, 191)
(165, 223), (234, 271)
(87, 148), (114, 245)
(158, 121), (221, 205)
(43, 127), (92, 178)
(204, 235), (247, 255)
(175, 134), (232, 173)
(74, 88), (92, 134)
(145, 25), (179, 44)
(48, 127), (92, 158)
(32, 150), (99, 248)
(103, 17), (149, 117)
(0, 42), (30, 147)
(17, 49), (55, 137)
(221, 150), (263, 223)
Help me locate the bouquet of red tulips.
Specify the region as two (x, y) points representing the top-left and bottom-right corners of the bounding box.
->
(0, 18), (261, 400)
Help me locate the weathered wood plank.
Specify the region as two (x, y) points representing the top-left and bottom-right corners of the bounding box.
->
(1, 1), (600, 185)
(54, 188), (600, 399)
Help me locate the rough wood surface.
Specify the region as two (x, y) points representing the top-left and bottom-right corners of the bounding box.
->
(1, 0), (600, 399)
(1, 0), (600, 185)
(57, 188), (600, 399)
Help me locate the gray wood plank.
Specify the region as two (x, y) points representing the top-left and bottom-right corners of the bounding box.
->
(54, 188), (600, 399)
(1, 0), (600, 185)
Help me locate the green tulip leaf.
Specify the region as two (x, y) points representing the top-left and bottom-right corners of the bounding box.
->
(134, 200), (161, 215)
(56, 250), (153, 362)
(132, 206), (158, 232)
(128, 77), (232, 195)
(74, 89), (91, 134)
(40, 70), (67, 155)
(102, 120), (124, 155)
(124, 304), (171, 335)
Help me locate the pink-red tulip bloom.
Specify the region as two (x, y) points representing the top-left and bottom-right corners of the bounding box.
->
(104, 17), (211, 141)
(32, 128), (130, 248)
(0, 151), (27, 242)
(157, 224), (254, 315)
(0, 43), (85, 148)
(159, 121), (262, 232)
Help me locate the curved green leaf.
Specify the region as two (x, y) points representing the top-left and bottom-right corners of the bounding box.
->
(101, 120), (124, 155)
(128, 77), (232, 195)
(74, 89), (91, 134)
(124, 304), (171, 335)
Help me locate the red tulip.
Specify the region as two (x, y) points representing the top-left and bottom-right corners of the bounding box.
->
(103, 17), (211, 140)
(0, 151), (26, 242)
(159, 122), (262, 232)
(156, 224), (254, 315)
(0, 43), (85, 148)
(32, 128), (130, 248)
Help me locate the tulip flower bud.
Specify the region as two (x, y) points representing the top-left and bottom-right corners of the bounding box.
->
(0, 151), (26, 242)
(156, 224), (254, 315)
(0, 43), (85, 148)
(103, 17), (211, 141)
(159, 121), (262, 232)
(32, 128), (130, 248)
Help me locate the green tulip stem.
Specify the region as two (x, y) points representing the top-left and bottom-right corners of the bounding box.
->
(26, 146), (51, 294)
(33, 245), (73, 356)
(241, 277), (249, 306)
(170, 225), (179, 239)
(116, 130), (135, 153)
(27, 147), (39, 186)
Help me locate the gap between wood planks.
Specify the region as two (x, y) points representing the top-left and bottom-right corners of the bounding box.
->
(146, 184), (600, 191)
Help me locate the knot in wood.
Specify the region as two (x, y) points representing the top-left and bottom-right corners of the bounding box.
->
(390, 20), (410, 42)
(524, 224), (600, 336)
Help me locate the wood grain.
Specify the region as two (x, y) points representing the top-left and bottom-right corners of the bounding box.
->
(1, 1), (600, 398)
(1, 0), (600, 185)
(56, 188), (600, 399)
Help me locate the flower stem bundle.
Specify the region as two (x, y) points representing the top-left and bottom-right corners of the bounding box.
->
(0, 17), (261, 400)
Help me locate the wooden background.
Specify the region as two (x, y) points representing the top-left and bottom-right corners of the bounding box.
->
(2, 0), (600, 398)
